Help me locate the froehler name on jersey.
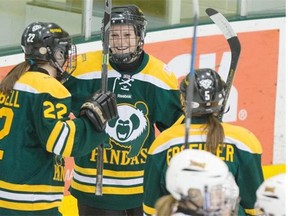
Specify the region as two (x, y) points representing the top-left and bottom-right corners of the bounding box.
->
(166, 143), (235, 163)
(0, 90), (20, 108)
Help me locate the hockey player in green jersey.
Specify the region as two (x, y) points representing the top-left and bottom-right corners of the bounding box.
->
(64, 5), (184, 216)
(0, 22), (117, 215)
(143, 68), (264, 216)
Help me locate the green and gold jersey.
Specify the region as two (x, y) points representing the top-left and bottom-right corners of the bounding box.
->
(64, 51), (184, 210)
(0, 71), (107, 215)
(143, 122), (264, 216)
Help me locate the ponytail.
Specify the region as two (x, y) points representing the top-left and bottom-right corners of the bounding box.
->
(155, 195), (177, 216)
(204, 114), (224, 154)
(0, 61), (29, 95)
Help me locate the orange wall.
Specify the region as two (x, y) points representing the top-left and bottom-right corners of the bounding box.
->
(144, 30), (279, 165)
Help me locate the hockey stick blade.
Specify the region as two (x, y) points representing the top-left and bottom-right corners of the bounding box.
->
(205, 8), (241, 121)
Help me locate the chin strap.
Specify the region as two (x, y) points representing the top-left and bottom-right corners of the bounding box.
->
(46, 46), (72, 83)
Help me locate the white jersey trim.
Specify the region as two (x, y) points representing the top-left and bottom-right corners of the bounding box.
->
(0, 189), (63, 202)
(53, 122), (69, 155)
(75, 70), (119, 80)
(73, 171), (143, 186)
(133, 73), (173, 90)
(14, 82), (38, 94)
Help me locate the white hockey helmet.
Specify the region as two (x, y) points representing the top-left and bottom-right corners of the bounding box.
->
(166, 149), (239, 215)
(255, 173), (286, 216)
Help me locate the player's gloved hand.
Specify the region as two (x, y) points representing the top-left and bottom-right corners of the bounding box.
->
(79, 91), (118, 132)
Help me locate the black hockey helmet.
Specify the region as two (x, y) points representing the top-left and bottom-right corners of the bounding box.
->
(106, 5), (147, 63)
(21, 22), (77, 82)
(180, 68), (226, 116)
(110, 5), (147, 39)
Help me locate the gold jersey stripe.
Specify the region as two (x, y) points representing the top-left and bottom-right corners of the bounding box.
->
(0, 150), (3, 160)
(0, 180), (64, 193)
(149, 123), (262, 154)
(71, 181), (143, 194)
(18, 72), (70, 99)
(143, 204), (156, 215)
(148, 124), (204, 154)
(74, 163), (143, 178)
(222, 123), (263, 153)
(0, 200), (61, 211)
(245, 208), (262, 216)
(72, 51), (178, 89)
(46, 121), (63, 153)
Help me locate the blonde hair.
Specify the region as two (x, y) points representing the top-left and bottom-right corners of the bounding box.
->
(0, 60), (49, 95)
(0, 61), (29, 95)
(155, 195), (177, 216)
(156, 195), (201, 216)
(204, 114), (224, 154)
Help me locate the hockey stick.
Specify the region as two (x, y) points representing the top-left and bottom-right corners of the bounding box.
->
(184, 0), (199, 149)
(95, 0), (112, 196)
(205, 8), (241, 121)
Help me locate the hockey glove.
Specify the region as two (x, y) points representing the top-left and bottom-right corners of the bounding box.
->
(80, 91), (118, 132)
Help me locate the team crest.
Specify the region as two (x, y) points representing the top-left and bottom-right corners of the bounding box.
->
(199, 79), (213, 89)
(105, 102), (149, 157)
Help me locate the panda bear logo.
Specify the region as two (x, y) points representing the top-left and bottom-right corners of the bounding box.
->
(106, 101), (149, 157)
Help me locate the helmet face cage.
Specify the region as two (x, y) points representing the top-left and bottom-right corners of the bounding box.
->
(106, 5), (147, 63)
(178, 186), (223, 214)
(62, 42), (77, 82)
(47, 37), (77, 83)
(180, 68), (226, 116)
(21, 22), (77, 82)
(177, 176), (239, 216)
(166, 150), (239, 216)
